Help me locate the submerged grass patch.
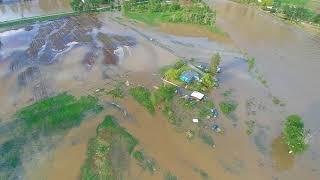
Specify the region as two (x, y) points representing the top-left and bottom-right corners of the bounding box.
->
(1, 93), (102, 179)
(193, 167), (209, 180)
(16, 92), (102, 133)
(133, 150), (158, 174)
(81, 115), (138, 180)
(199, 131), (215, 147)
(247, 57), (256, 72)
(107, 85), (125, 98)
(153, 84), (176, 105)
(0, 137), (25, 179)
(124, 0), (223, 34)
(219, 101), (237, 115)
(164, 171), (178, 180)
(129, 86), (155, 114)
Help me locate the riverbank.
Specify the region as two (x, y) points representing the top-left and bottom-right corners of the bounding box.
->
(226, 0), (320, 35)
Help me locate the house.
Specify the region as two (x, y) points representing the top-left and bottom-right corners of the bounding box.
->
(190, 91), (205, 101)
(179, 70), (200, 84)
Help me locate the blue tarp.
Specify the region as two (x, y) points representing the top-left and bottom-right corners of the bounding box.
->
(179, 70), (199, 84)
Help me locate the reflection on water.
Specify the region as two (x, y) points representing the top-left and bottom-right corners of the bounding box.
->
(271, 136), (294, 171)
(212, 0), (320, 146)
(0, 0), (71, 21)
(159, 23), (231, 43)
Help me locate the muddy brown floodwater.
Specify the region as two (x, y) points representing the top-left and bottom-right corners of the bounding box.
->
(0, 1), (320, 179)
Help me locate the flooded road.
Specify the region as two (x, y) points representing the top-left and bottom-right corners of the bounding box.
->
(0, 0), (71, 21)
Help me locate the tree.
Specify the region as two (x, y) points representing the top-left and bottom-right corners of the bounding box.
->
(210, 53), (221, 77)
(261, 0), (273, 7)
(164, 69), (179, 81)
(71, 0), (105, 11)
(280, 0), (310, 6)
(283, 115), (308, 154)
(201, 73), (214, 88)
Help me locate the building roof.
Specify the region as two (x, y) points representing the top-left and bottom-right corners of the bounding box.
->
(181, 70), (199, 79)
(190, 91), (205, 100)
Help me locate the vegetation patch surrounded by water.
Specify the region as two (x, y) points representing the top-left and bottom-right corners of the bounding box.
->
(81, 115), (138, 180)
(282, 114), (308, 154)
(124, 0), (223, 34)
(16, 93), (102, 133)
(219, 101), (237, 115)
(129, 86), (155, 114)
(1, 93), (102, 179)
(164, 171), (178, 180)
(107, 83), (125, 99)
(161, 60), (217, 93)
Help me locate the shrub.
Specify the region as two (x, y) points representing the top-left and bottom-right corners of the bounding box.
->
(164, 69), (180, 81)
(173, 60), (185, 69)
(282, 5), (315, 22)
(219, 101), (237, 115)
(164, 172), (178, 180)
(283, 115), (308, 154)
(153, 84), (176, 105)
(247, 57), (255, 72)
(210, 53), (221, 76)
(133, 150), (144, 163)
(107, 86), (124, 98)
(199, 131), (215, 146)
(201, 73), (214, 89)
(129, 86), (155, 114)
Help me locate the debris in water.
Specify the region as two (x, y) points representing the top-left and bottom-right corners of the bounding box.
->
(186, 130), (195, 140)
(192, 118), (199, 123)
(66, 41), (79, 47)
(114, 46), (125, 59)
(125, 80), (130, 86)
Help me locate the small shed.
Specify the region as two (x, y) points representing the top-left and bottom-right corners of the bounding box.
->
(179, 70), (200, 84)
(190, 91), (205, 101)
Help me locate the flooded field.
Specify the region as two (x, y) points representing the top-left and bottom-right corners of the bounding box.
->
(0, 0), (71, 21)
(0, 1), (320, 179)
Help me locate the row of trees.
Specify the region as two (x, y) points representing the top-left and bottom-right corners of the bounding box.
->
(282, 5), (320, 23)
(271, 0), (319, 24)
(71, 0), (114, 11)
(240, 0), (320, 24)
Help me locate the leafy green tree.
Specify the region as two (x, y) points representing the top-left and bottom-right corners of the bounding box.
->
(210, 53), (221, 77)
(261, 0), (273, 7)
(283, 115), (308, 154)
(164, 69), (180, 81)
(201, 73), (214, 88)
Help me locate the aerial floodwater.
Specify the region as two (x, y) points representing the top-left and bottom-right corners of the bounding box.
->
(0, 0), (320, 180)
(0, 0), (71, 21)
